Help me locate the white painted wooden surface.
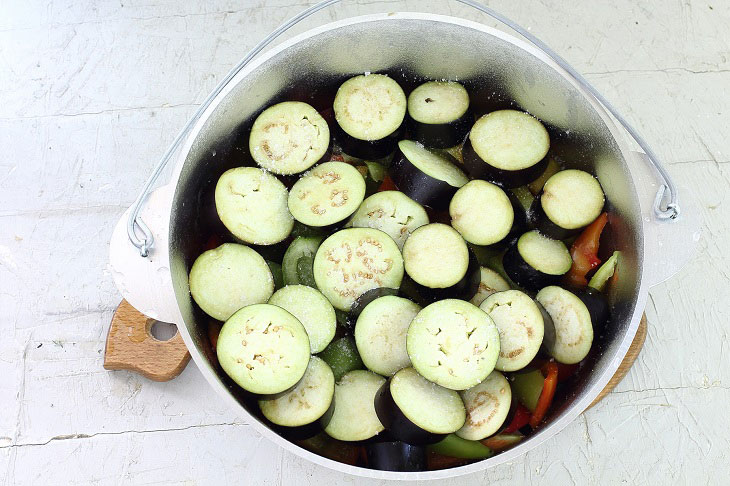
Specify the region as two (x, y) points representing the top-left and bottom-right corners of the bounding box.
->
(1, 0), (728, 484)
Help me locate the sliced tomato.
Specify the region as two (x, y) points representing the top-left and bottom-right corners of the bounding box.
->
(564, 212), (608, 287)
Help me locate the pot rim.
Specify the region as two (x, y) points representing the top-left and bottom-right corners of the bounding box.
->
(168, 12), (646, 480)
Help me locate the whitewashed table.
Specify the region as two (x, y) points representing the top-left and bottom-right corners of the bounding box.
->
(1, 1), (728, 484)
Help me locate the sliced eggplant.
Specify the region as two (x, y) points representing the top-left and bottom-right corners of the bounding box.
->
(449, 180), (514, 246)
(268, 285), (336, 353)
(427, 434), (493, 459)
(463, 110), (550, 188)
(259, 356), (335, 430)
(249, 101), (330, 175)
(323, 370), (386, 442)
(288, 161), (366, 227)
(282, 236), (323, 286)
(407, 299), (500, 390)
(217, 304), (310, 395)
(406, 249), (480, 303)
(375, 367), (466, 445)
(480, 290), (545, 372)
(366, 440), (426, 471)
(313, 228), (404, 311)
(189, 243), (274, 321)
(456, 371), (511, 441)
(469, 266), (511, 306)
(407, 81), (472, 149)
(503, 231), (572, 292)
(333, 74), (406, 159)
(536, 286), (594, 364)
(391, 140), (469, 209)
(215, 167), (294, 245)
(347, 191), (429, 249)
(402, 223), (470, 290)
(348, 286), (401, 323)
(354, 296), (421, 376)
(318, 336), (364, 382)
(530, 169), (605, 239)
(571, 286), (610, 328)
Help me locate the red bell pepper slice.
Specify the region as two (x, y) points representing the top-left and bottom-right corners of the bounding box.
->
(503, 404), (532, 434)
(564, 212), (608, 287)
(529, 362), (559, 428)
(377, 174), (398, 192)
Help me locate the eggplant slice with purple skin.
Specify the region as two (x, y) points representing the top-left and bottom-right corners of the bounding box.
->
(502, 230), (572, 293)
(375, 367), (466, 445)
(323, 370), (386, 442)
(536, 286), (594, 364)
(406, 81), (473, 149)
(365, 440), (426, 472)
(391, 140), (469, 210)
(259, 357), (336, 440)
(248, 101), (331, 175)
(354, 295), (421, 377)
(569, 286), (610, 329)
(529, 169), (605, 240)
(402, 223), (480, 302)
(463, 109), (550, 188)
(333, 74), (407, 159)
(449, 180), (515, 247)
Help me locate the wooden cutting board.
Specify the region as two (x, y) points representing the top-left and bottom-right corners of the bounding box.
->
(103, 299), (647, 404)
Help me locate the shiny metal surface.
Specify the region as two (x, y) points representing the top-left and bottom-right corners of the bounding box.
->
(165, 13), (646, 479)
(126, 0), (678, 257)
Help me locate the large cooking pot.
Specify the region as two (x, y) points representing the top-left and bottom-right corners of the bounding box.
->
(108, 2), (699, 480)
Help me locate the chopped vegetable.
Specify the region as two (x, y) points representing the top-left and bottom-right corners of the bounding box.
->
(318, 336), (364, 382)
(426, 452), (470, 470)
(295, 255), (317, 288)
(527, 156), (561, 195)
(502, 404), (531, 434)
(564, 212), (608, 287)
(510, 368), (545, 412)
(266, 261), (284, 290)
(427, 434), (493, 459)
(481, 433), (524, 451)
(529, 362), (559, 428)
(297, 432), (361, 465)
(511, 186), (534, 212)
(588, 251), (620, 291)
(378, 174), (398, 192)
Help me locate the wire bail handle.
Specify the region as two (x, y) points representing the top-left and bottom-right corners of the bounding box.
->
(127, 0), (680, 257)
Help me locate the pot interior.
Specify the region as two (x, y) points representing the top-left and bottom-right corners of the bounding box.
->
(168, 14), (643, 472)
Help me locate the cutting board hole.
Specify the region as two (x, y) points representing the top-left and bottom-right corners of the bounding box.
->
(149, 320), (178, 341)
